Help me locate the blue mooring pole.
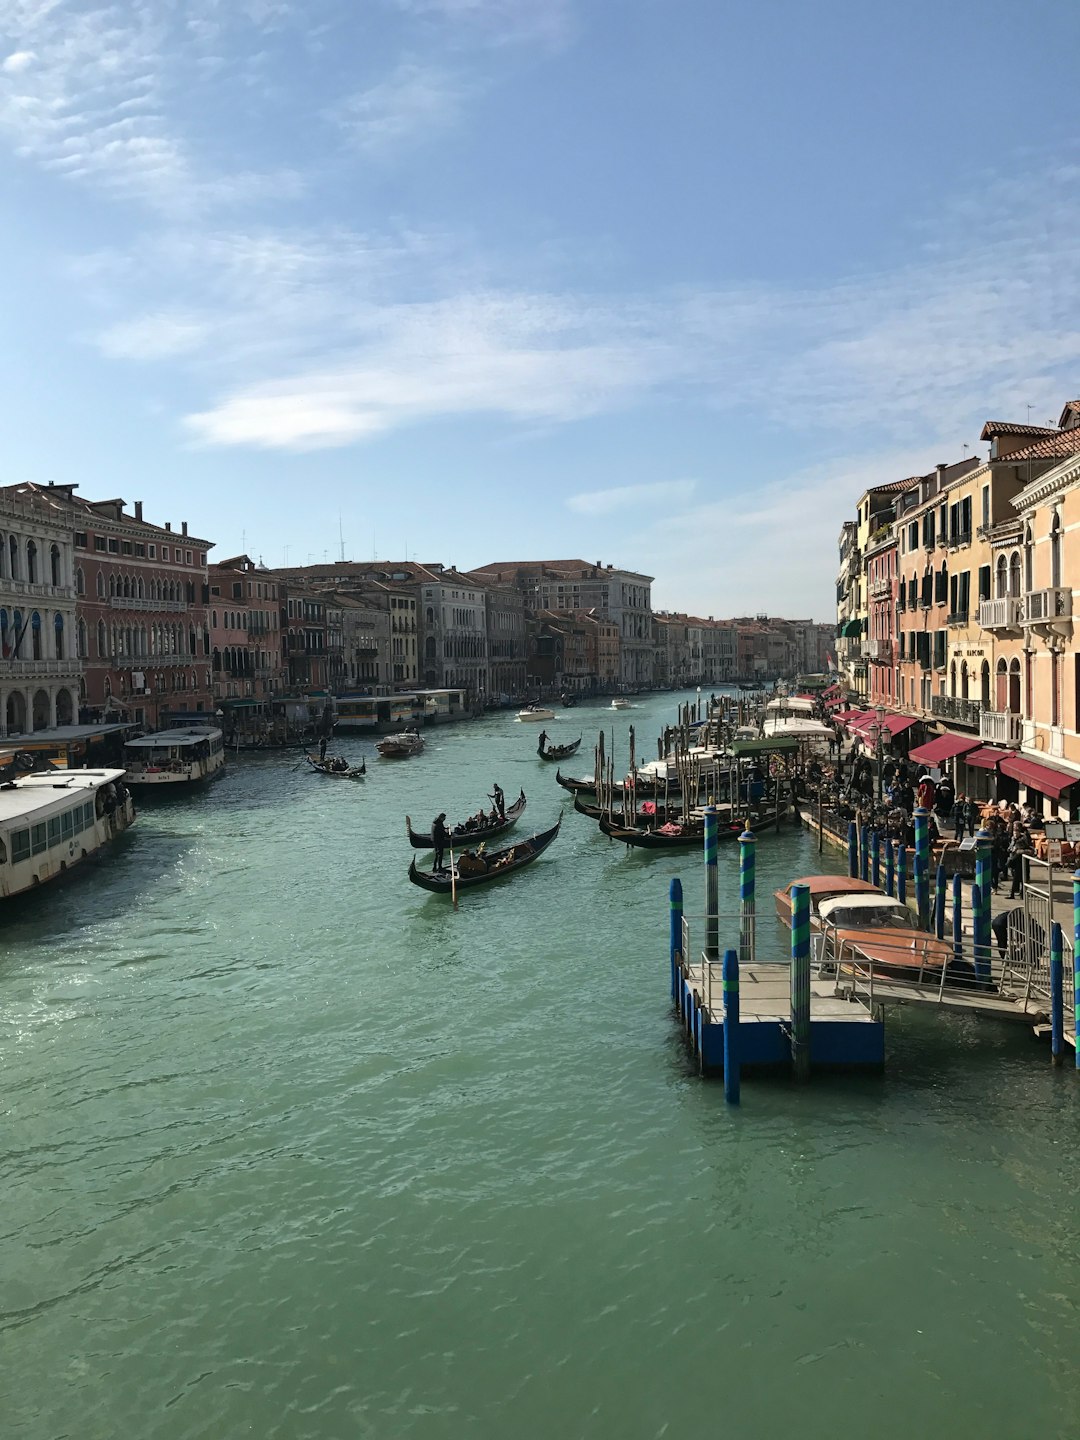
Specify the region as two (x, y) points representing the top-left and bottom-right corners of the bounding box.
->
(934, 863), (946, 941)
(859, 824), (869, 883)
(870, 830), (881, 890)
(790, 882), (811, 1083)
(972, 882), (990, 988)
(739, 829), (756, 966)
(952, 872), (963, 971)
(913, 806), (929, 929)
(669, 877), (683, 1001)
(974, 829), (992, 938)
(704, 806), (718, 962)
(1050, 921), (1063, 1067)
(1073, 872), (1080, 1070)
(847, 821), (858, 878)
(896, 841), (907, 906)
(722, 947), (740, 1105)
(885, 838), (895, 897)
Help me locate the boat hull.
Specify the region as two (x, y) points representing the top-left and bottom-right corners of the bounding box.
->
(407, 791), (527, 849)
(408, 819), (561, 893)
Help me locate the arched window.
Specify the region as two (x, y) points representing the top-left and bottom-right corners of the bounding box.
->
(212, 610), (217, 628)
(50, 543), (61, 586)
(104, 676), (112, 701)
(54, 612), (64, 660)
(98, 619), (107, 657)
(75, 567), (84, 596)
(995, 555), (1008, 599)
(77, 618), (87, 658)
(949, 661), (957, 696)
(960, 661), (969, 700)
(980, 660), (990, 707)
(1008, 658), (1021, 714)
(12, 609), (22, 657)
(0, 609), (8, 657)
(9, 534), (19, 579)
(1050, 511), (1062, 589)
(30, 610), (42, 660)
(1024, 525), (1034, 592)
(26, 539), (37, 583)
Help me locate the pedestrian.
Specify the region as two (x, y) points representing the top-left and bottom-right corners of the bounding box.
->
(432, 813), (449, 872)
(990, 818), (1009, 893)
(953, 793), (969, 842)
(1007, 822), (1034, 899)
(916, 772), (937, 812)
(935, 775), (955, 820)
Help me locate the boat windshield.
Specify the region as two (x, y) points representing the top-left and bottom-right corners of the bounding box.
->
(827, 904), (916, 930)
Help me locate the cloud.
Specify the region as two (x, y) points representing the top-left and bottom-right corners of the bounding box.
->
(566, 479), (697, 517)
(391, 0), (575, 49)
(335, 62), (469, 157)
(96, 311), (208, 360)
(2, 49), (36, 72)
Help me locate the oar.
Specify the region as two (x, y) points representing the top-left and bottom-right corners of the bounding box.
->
(449, 845), (458, 910)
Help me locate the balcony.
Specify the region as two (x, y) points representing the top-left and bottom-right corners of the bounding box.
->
(930, 695), (982, 727)
(1, 659), (81, 680)
(3, 578), (71, 600)
(109, 597), (188, 612)
(866, 638), (893, 661)
(980, 709), (1022, 746)
(1023, 587), (1072, 630)
(946, 611), (969, 627)
(978, 596), (1023, 631)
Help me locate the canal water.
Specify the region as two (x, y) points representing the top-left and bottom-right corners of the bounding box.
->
(3, 690), (1079, 1439)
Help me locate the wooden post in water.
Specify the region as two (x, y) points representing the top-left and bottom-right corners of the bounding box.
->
(790, 882), (811, 1082)
(1050, 920), (1063, 1066)
(935, 863), (946, 940)
(859, 823), (870, 883)
(739, 829), (756, 966)
(913, 807), (930, 929)
(704, 805), (719, 963)
(722, 947), (740, 1105)
(870, 830), (881, 889)
(817, 790), (824, 853)
(669, 877), (683, 1001)
(972, 882), (990, 988)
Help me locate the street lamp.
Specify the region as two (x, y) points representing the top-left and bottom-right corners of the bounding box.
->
(873, 704), (886, 800)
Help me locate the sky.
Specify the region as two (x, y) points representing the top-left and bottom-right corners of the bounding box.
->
(2, 0), (1080, 622)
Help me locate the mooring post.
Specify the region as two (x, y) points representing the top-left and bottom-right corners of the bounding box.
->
(972, 882), (990, 988)
(739, 829), (756, 966)
(913, 806), (929, 929)
(1073, 872), (1080, 1071)
(974, 829), (992, 940)
(870, 829), (881, 889)
(847, 821), (858, 878)
(817, 790), (824, 853)
(885, 839), (895, 897)
(952, 872), (963, 969)
(722, 947), (740, 1105)
(704, 805), (718, 962)
(859, 823), (870, 882)
(1050, 921), (1064, 1067)
(790, 881), (811, 1082)
(934, 863), (946, 941)
(896, 841), (907, 905)
(669, 877), (683, 1001)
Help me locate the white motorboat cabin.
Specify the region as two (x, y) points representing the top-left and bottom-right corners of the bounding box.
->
(123, 726), (225, 787)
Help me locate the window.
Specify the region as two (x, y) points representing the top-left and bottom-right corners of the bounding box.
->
(186, 550), (193, 565)
(47, 816), (61, 847)
(981, 486), (990, 529)
(148, 544), (156, 559)
(61, 810), (73, 840)
(31, 823), (47, 855)
(12, 829), (30, 864)
(108, 537), (119, 554)
(121, 540), (133, 555)
(95, 535), (107, 551)
(135, 542), (145, 558)
(75, 531), (88, 549)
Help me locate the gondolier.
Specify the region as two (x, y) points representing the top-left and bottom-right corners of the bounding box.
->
(537, 729), (548, 755)
(432, 813), (449, 872)
(489, 781), (505, 820)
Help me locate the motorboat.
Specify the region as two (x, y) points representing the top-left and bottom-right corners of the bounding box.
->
(376, 731), (425, 758)
(516, 705), (556, 721)
(610, 697), (631, 710)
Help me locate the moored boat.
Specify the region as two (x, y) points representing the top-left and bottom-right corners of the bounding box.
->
(122, 726), (225, 788)
(773, 874), (883, 927)
(555, 770), (597, 795)
(406, 790), (527, 849)
(0, 765), (136, 899)
(376, 731), (424, 758)
(817, 892), (951, 977)
(408, 818), (561, 893)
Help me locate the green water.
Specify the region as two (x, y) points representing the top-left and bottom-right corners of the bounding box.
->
(3, 690), (1079, 1439)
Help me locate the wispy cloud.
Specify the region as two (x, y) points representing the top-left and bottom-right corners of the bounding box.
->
(391, 0), (575, 50)
(97, 311), (208, 360)
(335, 61), (469, 157)
(566, 479), (697, 517)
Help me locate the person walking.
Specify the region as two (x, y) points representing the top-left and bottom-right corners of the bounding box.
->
(1007, 822), (1034, 899)
(432, 813), (450, 872)
(916, 772), (937, 812)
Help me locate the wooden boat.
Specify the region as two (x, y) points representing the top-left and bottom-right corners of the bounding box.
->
(306, 754), (366, 779)
(773, 874), (882, 926)
(573, 794), (673, 825)
(408, 818), (561, 893)
(555, 770), (597, 795)
(538, 736), (582, 761)
(406, 790), (527, 849)
(517, 705), (555, 722)
(597, 815), (710, 849)
(817, 892), (951, 976)
(376, 731), (424, 758)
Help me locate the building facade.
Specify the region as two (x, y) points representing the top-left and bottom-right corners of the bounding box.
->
(208, 556), (284, 703)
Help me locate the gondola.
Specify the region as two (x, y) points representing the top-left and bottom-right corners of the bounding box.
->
(306, 754), (367, 779)
(538, 736), (582, 762)
(408, 818), (561, 893)
(555, 769), (597, 795)
(573, 794), (673, 825)
(405, 789), (527, 849)
(599, 806), (787, 850)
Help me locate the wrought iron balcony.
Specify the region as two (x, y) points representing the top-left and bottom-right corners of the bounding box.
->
(980, 709), (1022, 745)
(979, 596), (1024, 631)
(866, 638), (893, 661)
(1023, 588), (1072, 628)
(946, 611), (969, 627)
(930, 695), (983, 727)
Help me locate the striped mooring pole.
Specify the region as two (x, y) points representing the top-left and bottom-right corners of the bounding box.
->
(934, 863), (946, 941)
(896, 841), (907, 906)
(870, 830), (881, 890)
(704, 805), (718, 962)
(913, 806), (930, 930)
(847, 821), (858, 879)
(739, 829), (757, 966)
(790, 881), (811, 1083)
(885, 838), (895, 898)
(1050, 921), (1063, 1067)
(669, 877), (683, 1001)
(859, 824), (870, 883)
(1073, 872), (1080, 1070)
(722, 947), (740, 1105)
(952, 872), (963, 969)
(972, 881), (990, 988)
(974, 829), (992, 939)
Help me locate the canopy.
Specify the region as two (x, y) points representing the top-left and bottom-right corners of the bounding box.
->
(999, 755), (1079, 799)
(838, 618), (863, 637)
(908, 734), (980, 766)
(832, 708), (864, 722)
(850, 712), (919, 738)
(963, 746), (1010, 771)
(766, 696), (815, 713)
(731, 736), (800, 757)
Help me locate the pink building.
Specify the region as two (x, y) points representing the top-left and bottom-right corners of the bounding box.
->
(865, 527), (898, 707)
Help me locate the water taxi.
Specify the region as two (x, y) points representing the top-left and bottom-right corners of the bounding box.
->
(122, 726), (226, 788)
(376, 731), (425, 758)
(0, 766), (136, 899)
(610, 697), (631, 710)
(516, 705), (555, 722)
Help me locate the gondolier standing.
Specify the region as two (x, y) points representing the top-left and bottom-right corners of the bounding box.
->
(432, 813), (449, 872)
(537, 729), (548, 756)
(489, 782), (506, 820)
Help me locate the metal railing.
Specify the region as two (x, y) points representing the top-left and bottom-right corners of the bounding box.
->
(930, 694), (982, 726)
(108, 597), (189, 612)
(679, 912), (754, 1016)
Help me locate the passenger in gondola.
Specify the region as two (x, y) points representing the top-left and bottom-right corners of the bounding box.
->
(432, 814), (449, 871)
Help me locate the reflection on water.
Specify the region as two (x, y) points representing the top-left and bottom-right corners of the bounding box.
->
(2, 690), (1079, 1439)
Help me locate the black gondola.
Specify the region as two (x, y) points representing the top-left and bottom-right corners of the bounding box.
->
(538, 736), (582, 762)
(573, 794), (673, 824)
(598, 807), (785, 850)
(555, 769), (597, 795)
(306, 754), (366, 779)
(408, 818), (561, 893)
(405, 790), (527, 849)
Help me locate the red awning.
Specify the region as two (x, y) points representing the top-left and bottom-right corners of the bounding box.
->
(832, 708), (862, 722)
(908, 734), (980, 766)
(841, 708), (876, 727)
(850, 712), (920, 738)
(962, 746), (1010, 770)
(998, 755), (1080, 799)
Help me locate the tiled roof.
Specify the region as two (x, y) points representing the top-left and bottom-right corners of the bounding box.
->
(994, 429), (1080, 464)
(980, 421), (1057, 439)
(870, 476), (921, 493)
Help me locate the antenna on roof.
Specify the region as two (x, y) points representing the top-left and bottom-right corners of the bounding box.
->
(338, 514), (345, 562)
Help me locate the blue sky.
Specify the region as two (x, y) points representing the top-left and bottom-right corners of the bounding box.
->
(2, 0), (1080, 620)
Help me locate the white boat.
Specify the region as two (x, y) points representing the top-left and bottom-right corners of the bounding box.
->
(516, 706), (555, 721)
(376, 731), (425, 758)
(123, 726), (226, 788)
(610, 697), (631, 710)
(0, 764), (136, 900)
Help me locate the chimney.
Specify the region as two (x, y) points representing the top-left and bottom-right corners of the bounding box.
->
(936, 463), (947, 489)
(165, 522), (171, 531)
(134, 501), (143, 522)
(182, 521), (188, 536)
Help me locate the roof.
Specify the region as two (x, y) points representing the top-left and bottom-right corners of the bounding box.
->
(980, 421), (1058, 440)
(0, 483), (213, 548)
(998, 754), (1080, 798)
(123, 726), (222, 748)
(474, 559), (654, 583)
(993, 430), (1080, 465)
(869, 477), (922, 494)
(0, 769), (125, 823)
